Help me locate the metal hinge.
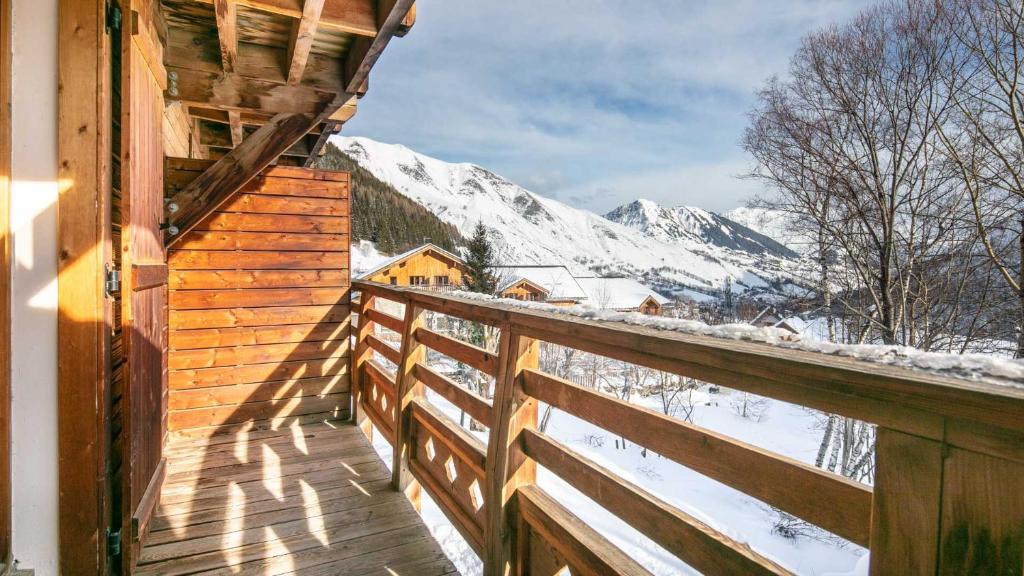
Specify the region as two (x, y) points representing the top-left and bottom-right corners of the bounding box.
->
(105, 2), (122, 33)
(105, 265), (121, 298)
(106, 528), (122, 557)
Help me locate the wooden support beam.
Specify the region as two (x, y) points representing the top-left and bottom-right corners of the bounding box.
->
(392, 304), (425, 508)
(166, 27), (345, 93)
(343, 0), (416, 93)
(484, 330), (539, 576)
(352, 293), (376, 440)
(213, 0), (238, 73)
(167, 111), (325, 246)
(305, 121), (341, 167)
(167, 66), (337, 116)
(194, 0), (377, 37)
(286, 0), (326, 84)
(228, 110), (243, 147)
(58, 0), (110, 572)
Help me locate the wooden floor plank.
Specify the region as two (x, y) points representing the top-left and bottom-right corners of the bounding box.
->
(137, 421), (458, 575)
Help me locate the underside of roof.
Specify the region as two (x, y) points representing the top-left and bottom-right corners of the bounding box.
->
(159, 0), (418, 246)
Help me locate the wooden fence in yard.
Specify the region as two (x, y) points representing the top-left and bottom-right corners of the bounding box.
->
(351, 280), (1024, 575)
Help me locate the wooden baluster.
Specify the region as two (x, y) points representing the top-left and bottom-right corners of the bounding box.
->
(393, 303), (426, 509)
(484, 328), (540, 576)
(869, 428), (943, 574)
(352, 292), (376, 440)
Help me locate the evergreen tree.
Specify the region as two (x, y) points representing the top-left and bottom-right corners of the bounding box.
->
(464, 222), (497, 294)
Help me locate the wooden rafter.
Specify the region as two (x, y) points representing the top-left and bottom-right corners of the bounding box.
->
(213, 0), (237, 73)
(170, 67), (337, 115)
(165, 0), (416, 240)
(228, 110), (243, 146)
(286, 0), (327, 84)
(304, 121), (342, 167)
(167, 108), (337, 245)
(193, 0), (377, 37)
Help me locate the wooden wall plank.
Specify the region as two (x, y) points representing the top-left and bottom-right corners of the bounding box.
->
(168, 167), (351, 434)
(0, 0), (11, 561)
(57, 0), (110, 571)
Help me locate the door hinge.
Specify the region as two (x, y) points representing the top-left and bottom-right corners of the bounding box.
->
(105, 2), (122, 33)
(107, 528), (122, 557)
(105, 265), (121, 298)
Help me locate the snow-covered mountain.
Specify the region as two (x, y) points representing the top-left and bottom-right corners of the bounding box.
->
(725, 206), (810, 254)
(606, 200), (797, 259)
(335, 136), (806, 299)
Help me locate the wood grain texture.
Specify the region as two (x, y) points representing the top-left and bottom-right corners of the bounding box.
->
(136, 423), (456, 575)
(57, 0), (111, 570)
(522, 368), (872, 547)
(517, 485), (653, 576)
(523, 429), (789, 575)
(869, 428), (943, 574)
(0, 0), (10, 561)
(168, 168), (350, 434)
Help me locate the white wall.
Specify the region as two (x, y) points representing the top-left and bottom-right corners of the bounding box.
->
(9, 0), (60, 571)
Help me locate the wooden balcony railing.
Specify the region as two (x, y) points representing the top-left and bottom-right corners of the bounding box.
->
(351, 280), (1024, 575)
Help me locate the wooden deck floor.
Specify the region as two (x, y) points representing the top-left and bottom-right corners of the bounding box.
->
(137, 422), (458, 575)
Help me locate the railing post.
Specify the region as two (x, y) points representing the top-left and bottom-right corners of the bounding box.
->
(352, 292), (376, 440)
(484, 327), (539, 576)
(393, 302), (426, 509)
(870, 427), (1024, 574)
(869, 428), (943, 574)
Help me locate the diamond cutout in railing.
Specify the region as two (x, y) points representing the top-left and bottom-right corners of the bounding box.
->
(469, 478), (483, 512)
(444, 456), (458, 483)
(424, 437), (436, 461)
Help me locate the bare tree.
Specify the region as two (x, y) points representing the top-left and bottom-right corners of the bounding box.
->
(745, 0), (1000, 352)
(938, 0), (1024, 356)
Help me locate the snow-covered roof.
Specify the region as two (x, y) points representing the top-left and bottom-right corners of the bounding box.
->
(356, 243), (465, 280)
(575, 277), (669, 310)
(491, 266), (588, 302)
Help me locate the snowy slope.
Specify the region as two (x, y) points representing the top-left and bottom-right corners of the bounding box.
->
(334, 136), (805, 299)
(726, 206), (812, 254)
(606, 199), (796, 258)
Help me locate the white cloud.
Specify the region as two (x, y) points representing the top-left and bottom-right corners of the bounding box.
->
(346, 0), (864, 211)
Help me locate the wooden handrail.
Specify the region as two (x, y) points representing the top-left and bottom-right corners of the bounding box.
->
(413, 362), (493, 425)
(350, 280), (1024, 575)
(415, 327), (500, 377)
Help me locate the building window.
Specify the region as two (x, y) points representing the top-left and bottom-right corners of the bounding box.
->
(390, 277), (398, 285)
(410, 276), (428, 286)
(434, 275), (450, 286)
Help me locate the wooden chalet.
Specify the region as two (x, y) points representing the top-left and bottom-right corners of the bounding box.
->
(1, 0), (1023, 574)
(357, 243), (466, 290)
(492, 265), (587, 306)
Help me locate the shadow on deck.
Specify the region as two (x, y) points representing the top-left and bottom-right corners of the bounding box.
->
(136, 422), (458, 575)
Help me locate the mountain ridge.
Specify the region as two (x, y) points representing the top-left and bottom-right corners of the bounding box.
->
(333, 136), (807, 300)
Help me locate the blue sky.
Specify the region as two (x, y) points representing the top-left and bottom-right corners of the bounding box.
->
(342, 1), (864, 213)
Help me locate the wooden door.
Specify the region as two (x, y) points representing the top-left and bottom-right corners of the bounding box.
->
(118, 0), (168, 570)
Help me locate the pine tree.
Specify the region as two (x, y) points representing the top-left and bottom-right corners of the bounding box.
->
(464, 222), (497, 294)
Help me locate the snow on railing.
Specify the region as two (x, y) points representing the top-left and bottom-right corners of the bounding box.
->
(351, 280), (1024, 575)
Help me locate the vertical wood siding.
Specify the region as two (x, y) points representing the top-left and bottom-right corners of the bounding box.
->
(166, 166), (352, 436)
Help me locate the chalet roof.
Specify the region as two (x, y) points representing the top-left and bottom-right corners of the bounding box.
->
(574, 277), (669, 310)
(491, 266), (588, 302)
(356, 243), (465, 280)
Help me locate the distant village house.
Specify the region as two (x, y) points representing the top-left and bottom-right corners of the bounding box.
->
(356, 243), (466, 290)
